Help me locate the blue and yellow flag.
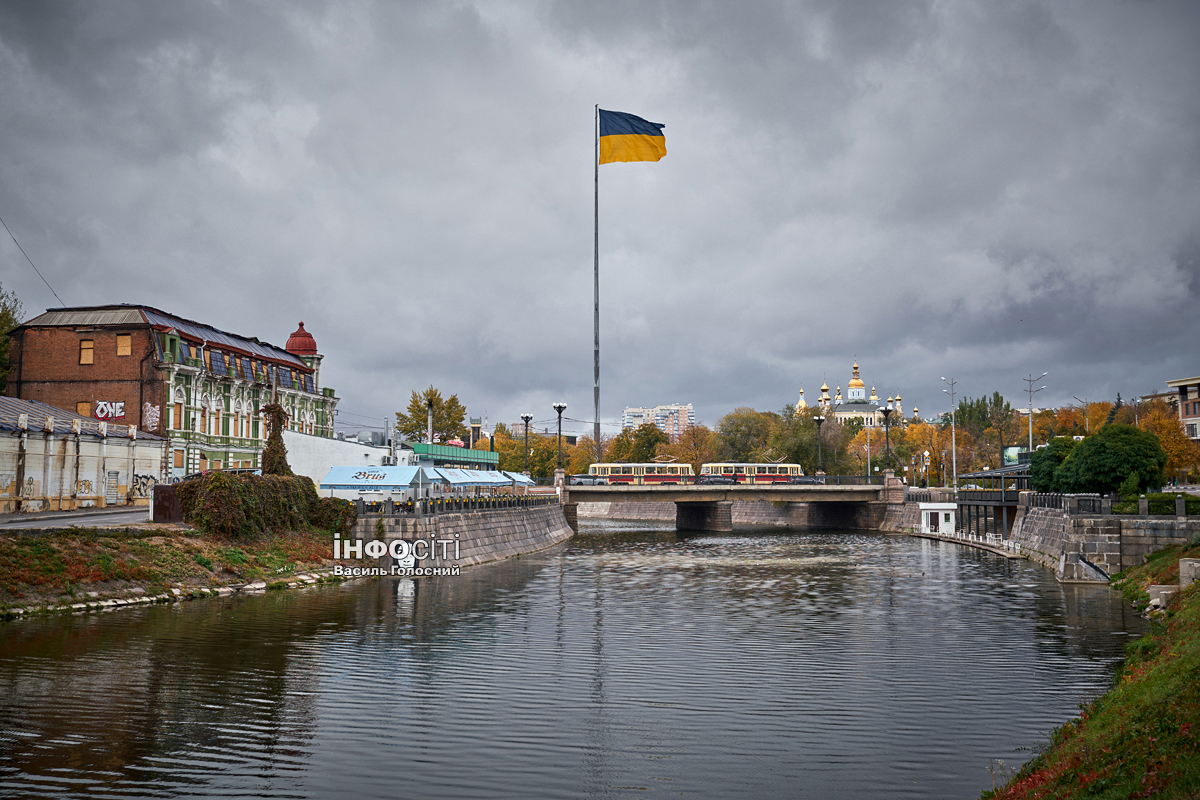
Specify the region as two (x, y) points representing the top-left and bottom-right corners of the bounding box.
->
(599, 109), (666, 164)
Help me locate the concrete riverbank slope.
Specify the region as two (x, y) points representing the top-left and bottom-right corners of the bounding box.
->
(353, 504), (574, 569)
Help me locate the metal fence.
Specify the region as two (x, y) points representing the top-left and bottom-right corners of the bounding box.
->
(355, 494), (559, 517)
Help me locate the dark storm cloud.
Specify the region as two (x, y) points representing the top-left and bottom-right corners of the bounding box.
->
(1, 0), (1198, 435)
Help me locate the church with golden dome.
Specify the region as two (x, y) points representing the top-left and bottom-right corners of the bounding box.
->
(796, 362), (913, 428)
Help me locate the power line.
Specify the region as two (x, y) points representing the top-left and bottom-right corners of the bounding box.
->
(0, 213), (65, 307)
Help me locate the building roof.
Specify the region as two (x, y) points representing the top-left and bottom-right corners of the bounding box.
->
(285, 321), (318, 356)
(16, 304), (309, 370)
(0, 396), (163, 439)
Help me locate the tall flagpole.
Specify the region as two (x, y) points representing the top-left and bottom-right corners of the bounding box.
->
(594, 104), (601, 459)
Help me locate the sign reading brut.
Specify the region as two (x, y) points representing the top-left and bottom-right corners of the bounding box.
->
(95, 401), (126, 420)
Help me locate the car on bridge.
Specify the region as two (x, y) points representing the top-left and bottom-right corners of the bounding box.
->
(696, 474), (736, 485)
(570, 474), (608, 485)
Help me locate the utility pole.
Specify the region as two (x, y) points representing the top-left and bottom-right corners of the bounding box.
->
(1024, 372), (1048, 451)
(941, 376), (958, 490)
(1073, 396), (1090, 434)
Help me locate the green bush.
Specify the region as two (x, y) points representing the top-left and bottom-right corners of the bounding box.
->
(310, 496), (357, 535)
(177, 472), (356, 538)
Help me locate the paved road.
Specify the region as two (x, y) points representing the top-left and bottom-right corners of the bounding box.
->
(2, 510), (151, 530)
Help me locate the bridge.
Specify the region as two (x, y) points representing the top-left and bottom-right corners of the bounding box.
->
(562, 482), (893, 532)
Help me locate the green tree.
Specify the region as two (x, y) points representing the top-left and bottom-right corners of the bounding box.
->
(1054, 424), (1166, 494)
(1029, 437), (1077, 492)
(395, 386), (467, 442)
(629, 423), (670, 462)
(0, 282), (23, 394)
(715, 407), (780, 462)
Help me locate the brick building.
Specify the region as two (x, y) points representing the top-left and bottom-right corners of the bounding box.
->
(5, 305), (339, 479)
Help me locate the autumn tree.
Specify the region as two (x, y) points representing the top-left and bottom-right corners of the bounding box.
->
(1137, 399), (1200, 481)
(395, 386), (467, 442)
(656, 424), (718, 475)
(0, 282), (23, 394)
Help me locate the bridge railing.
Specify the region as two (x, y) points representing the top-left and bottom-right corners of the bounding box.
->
(819, 476), (885, 486)
(354, 495), (559, 517)
(1027, 492), (1065, 509)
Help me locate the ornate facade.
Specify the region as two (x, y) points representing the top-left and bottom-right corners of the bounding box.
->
(6, 305), (338, 480)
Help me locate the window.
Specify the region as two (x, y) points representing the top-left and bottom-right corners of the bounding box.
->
(213, 460), (223, 470)
(203, 349), (211, 369)
(79, 340), (94, 364)
(116, 334), (131, 356)
(200, 409), (207, 434)
(173, 450), (184, 468)
(77, 401), (91, 416)
(174, 403), (183, 429)
(199, 458), (208, 471)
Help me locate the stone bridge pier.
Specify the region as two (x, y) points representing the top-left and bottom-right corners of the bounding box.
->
(676, 501), (733, 532)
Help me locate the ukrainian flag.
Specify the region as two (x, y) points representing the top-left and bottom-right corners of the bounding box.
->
(599, 109), (666, 164)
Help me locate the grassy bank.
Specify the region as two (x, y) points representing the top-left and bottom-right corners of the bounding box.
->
(984, 541), (1200, 799)
(0, 526), (344, 614)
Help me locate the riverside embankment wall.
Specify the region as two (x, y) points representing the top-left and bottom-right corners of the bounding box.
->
(1008, 507), (1199, 580)
(351, 505), (573, 569)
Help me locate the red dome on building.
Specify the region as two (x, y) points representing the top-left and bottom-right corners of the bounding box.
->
(285, 322), (318, 356)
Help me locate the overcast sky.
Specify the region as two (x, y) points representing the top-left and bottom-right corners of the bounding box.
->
(2, 0), (1198, 437)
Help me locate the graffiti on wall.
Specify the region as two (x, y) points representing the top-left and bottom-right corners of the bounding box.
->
(76, 479), (94, 495)
(142, 403), (161, 430)
(20, 478), (36, 497)
(131, 474), (158, 498)
(95, 401), (126, 420)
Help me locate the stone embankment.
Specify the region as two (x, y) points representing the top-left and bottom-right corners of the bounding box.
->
(355, 504), (573, 569)
(888, 491), (1200, 583)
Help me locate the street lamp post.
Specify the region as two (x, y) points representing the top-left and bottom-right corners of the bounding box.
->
(881, 398), (894, 471)
(814, 415), (825, 475)
(426, 396), (435, 444)
(924, 449), (930, 487)
(941, 377), (958, 490)
(553, 403), (567, 469)
(1024, 372), (1048, 451)
(520, 413), (533, 474)
(1073, 396), (1090, 435)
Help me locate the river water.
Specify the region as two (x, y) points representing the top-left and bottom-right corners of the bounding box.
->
(0, 523), (1145, 799)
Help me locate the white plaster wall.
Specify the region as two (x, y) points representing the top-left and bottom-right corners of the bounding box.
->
(283, 430), (391, 487)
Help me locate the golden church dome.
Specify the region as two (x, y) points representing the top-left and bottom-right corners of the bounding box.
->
(848, 361), (866, 390)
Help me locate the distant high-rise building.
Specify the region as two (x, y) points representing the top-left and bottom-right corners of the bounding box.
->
(622, 404), (695, 439)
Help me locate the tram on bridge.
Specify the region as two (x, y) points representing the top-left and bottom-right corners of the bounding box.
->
(588, 462), (696, 484)
(699, 463), (806, 484)
(586, 461), (808, 485)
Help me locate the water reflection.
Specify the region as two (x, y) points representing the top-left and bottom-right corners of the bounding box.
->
(0, 525), (1143, 799)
